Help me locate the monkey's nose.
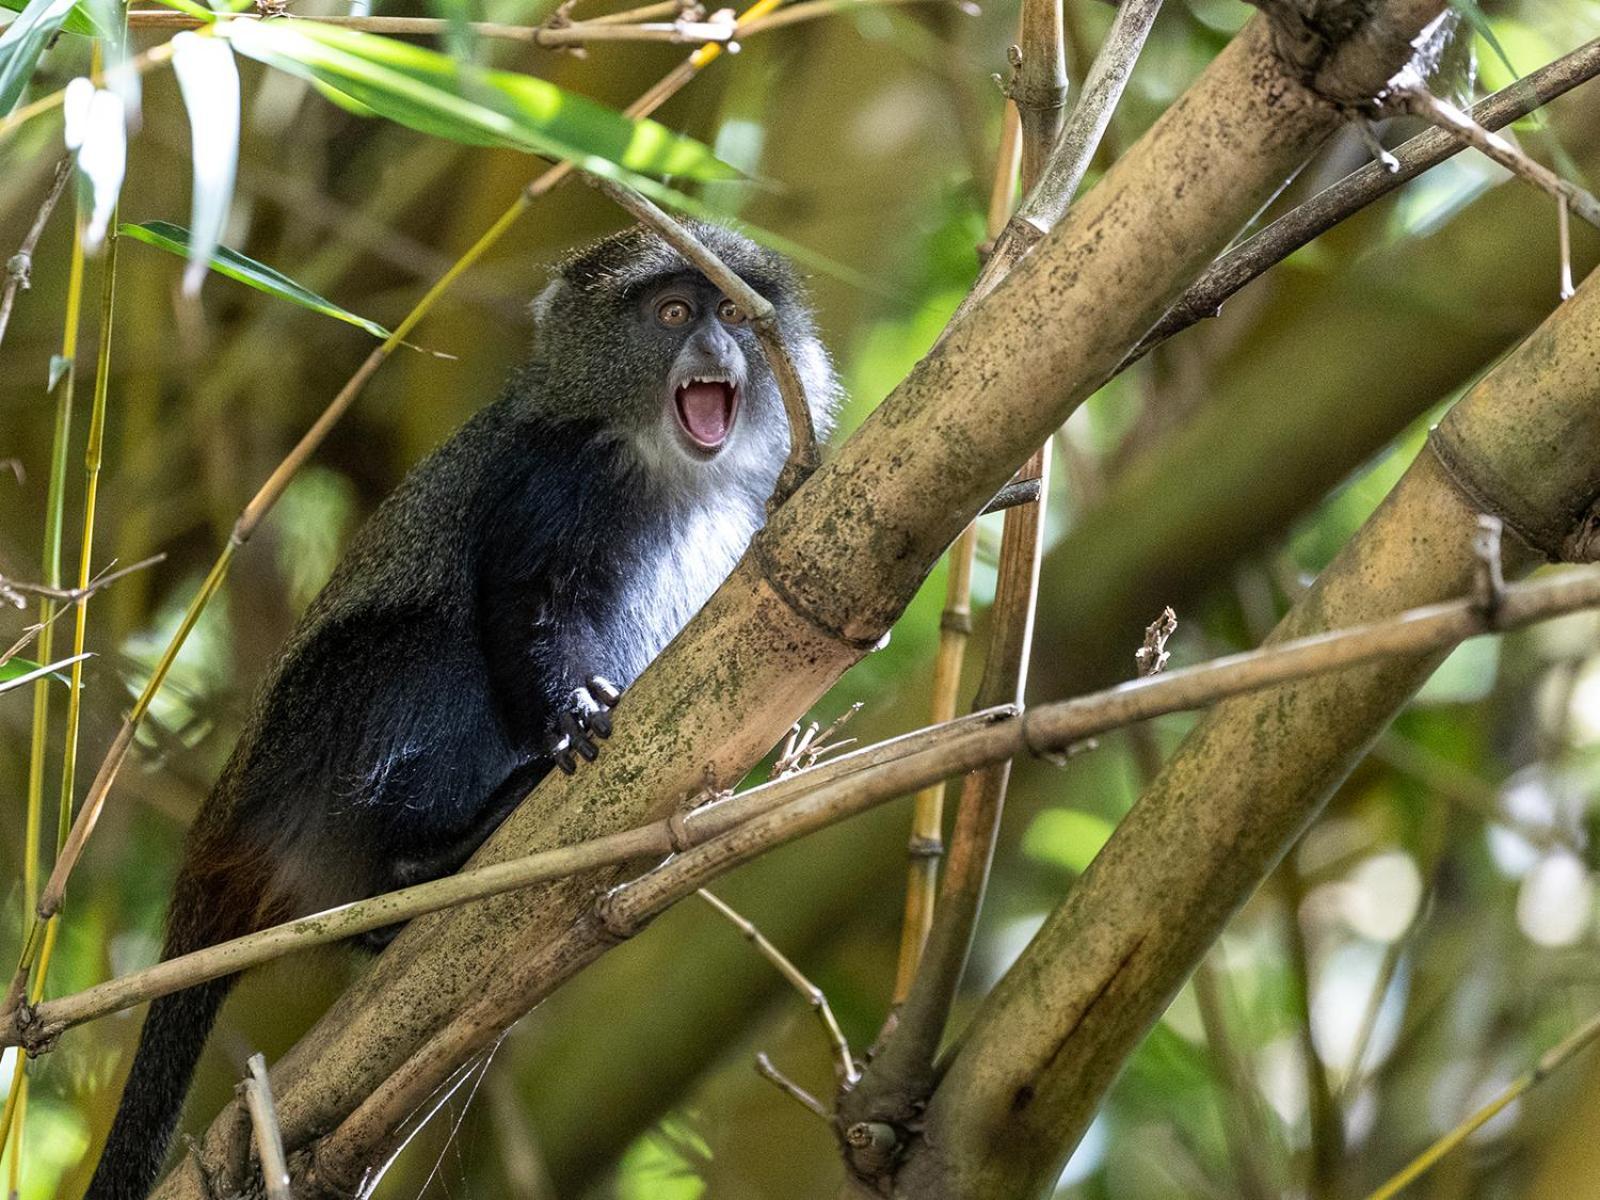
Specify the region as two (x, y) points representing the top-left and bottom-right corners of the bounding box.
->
(689, 322), (738, 362)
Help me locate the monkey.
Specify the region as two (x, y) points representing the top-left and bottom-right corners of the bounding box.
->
(84, 221), (839, 1200)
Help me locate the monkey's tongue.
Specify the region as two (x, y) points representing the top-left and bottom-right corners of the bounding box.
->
(676, 381), (734, 448)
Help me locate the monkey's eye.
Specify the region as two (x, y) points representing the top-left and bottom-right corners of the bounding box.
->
(656, 298), (693, 328)
(716, 298), (746, 325)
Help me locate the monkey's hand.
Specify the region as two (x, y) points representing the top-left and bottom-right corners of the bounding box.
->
(548, 675), (622, 774)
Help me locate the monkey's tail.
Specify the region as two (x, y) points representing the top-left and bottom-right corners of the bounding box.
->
(81, 973), (234, 1200)
(84, 845), (275, 1200)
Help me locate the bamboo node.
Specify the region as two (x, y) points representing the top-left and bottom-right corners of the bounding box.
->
(13, 1002), (60, 1058)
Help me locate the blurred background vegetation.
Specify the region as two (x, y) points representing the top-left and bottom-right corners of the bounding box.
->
(3, 0), (1600, 1196)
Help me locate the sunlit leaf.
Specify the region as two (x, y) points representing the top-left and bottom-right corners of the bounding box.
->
(119, 220), (391, 337)
(1022, 808), (1115, 875)
(0, 654), (87, 694)
(170, 32), (240, 295)
(219, 20), (739, 188)
(1448, 0), (1518, 77)
(63, 77), (127, 250)
(0, 0), (80, 114)
(427, 0), (477, 66)
(0, 0), (100, 41)
(84, 0), (141, 125)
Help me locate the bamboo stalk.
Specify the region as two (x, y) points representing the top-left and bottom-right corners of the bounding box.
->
(11, 571), (1600, 1052)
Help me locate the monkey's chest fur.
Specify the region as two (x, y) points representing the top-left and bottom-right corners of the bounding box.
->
(211, 403), (766, 918)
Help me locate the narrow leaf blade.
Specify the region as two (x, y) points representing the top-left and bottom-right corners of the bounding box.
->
(0, 0), (80, 113)
(171, 32), (241, 295)
(119, 220), (391, 338)
(220, 21), (740, 183)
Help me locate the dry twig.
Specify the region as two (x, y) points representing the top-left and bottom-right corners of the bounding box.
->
(0, 159), (71, 355)
(241, 1055), (292, 1200)
(699, 889), (857, 1087)
(1131, 36), (1600, 361)
(1398, 85), (1600, 231)
(17, 570), (1600, 1059)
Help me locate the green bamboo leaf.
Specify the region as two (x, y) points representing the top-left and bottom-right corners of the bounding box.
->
(0, 0), (103, 39)
(219, 20), (739, 186)
(1448, 0), (1517, 78)
(119, 220), (391, 338)
(170, 32), (240, 295)
(0, 654), (86, 693)
(0, 0), (81, 113)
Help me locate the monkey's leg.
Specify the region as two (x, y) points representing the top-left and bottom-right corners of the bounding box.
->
(355, 765), (546, 951)
(549, 674), (622, 774)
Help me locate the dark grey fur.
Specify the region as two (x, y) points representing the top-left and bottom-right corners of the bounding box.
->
(84, 221), (838, 1200)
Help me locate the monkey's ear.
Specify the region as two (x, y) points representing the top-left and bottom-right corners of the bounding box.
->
(530, 278), (565, 328)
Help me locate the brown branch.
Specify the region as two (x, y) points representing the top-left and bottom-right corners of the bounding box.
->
(952, 0), (1165, 327)
(850, 0), (1155, 1158)
(17, 570), (1600, 1055)
(1128, 35), (1600, 362)
(589, 176), (820, 504)
(754, 1052), (832, 1121)
(1397, 85), (1600, 231)
(0, 553), (166, 609)
(0, 158), (71, 355)
(149, 8), (1458, 1193)
(121, 9), (736, 47)
(699, 889), (857, 1086)
(891, 77), (1017, 1012)
(241, 1055), (292, 1200)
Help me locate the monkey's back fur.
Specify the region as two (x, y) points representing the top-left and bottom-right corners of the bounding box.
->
(85, 221), (837, 1199)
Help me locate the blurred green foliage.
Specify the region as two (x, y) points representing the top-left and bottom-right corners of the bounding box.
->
(2, 0), (1600, 1197)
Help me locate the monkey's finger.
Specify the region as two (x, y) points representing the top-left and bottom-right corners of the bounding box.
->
(550, 733), (579, 774)
(588, 708), (613, 739)
(560, 712), (599, 761)
(588, 676), (622, 708)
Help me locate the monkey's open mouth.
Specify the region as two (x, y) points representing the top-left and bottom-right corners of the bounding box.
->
(674, 376), (739, 452)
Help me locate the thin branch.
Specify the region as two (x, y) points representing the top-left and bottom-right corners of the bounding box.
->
(1362, 1004), (1600, 1200)
(0, 553), (166, 609)
(699, 889), (857, 1086)
(6, 0), (790, 1007)
(589, 176), (819, 504)
(15, 569), (1600, 1053)
(120, 9), (737, 47)
(952, 0), (1165, 327)
(241, 1055), (292, 1200)
(0, 158), (71, 355)
(1128, 35), (1600, 362)
(891, 102), (1017, 1006)
(754, 1052), (832, 1121)
(1191, 958), (1277, 1200)
(1397, 85), (1600, 231)
(857, 0), (1157, 1151)
(737, 0), (971, 35)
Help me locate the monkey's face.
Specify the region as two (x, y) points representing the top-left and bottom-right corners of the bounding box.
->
(644, 275), (753, 461)
(525, 222), (839, 496)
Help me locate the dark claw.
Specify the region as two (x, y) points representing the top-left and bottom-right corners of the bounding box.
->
(588, 675), (622, 707)
(553, 735), (577, 775)
(588, 707), (612, 739)
(559, 711), (598, 755)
